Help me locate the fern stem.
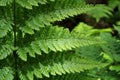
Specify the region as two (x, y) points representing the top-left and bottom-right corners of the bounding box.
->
(13, 0), (16, 47)
(13, 0), (18, 79)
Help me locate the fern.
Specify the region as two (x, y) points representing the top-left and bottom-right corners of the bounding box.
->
(114, 21), (120, 35)
(16, 0), (55, 9)
(0, 44), (14, 60)
(0, 0), (110, 80)
(72, 22), (112, 37)
(110, 65), (120, 74)
(43, 73), (98, 80)
(17, 25), (103, 61)
(18, 52), (107, 80)
(72, 22), (120, 79)
(100, 33), (120, 62)
(87, 4), (112, 22)
(0, 0), (13, 6)
(0, 19), (12, 38)
(108, 0), (120, 10)
(0, 67), (14, 80)
(19, 0), (96, 34)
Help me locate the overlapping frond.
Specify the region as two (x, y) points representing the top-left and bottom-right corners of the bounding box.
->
(72, 22), (112, 37)
(0, 0), (13, 6)
(87, 5), (112, 22)
(43, 73), (98, 80)
(100, 33), (120, 62)
(19, 0), (95, 34)
(0, 19), (12, 38)
(109, 0), (120, 10)
(0, 44), (14, 60)
(16, 0), (55, 9)
(0, 0), (112, 80)
(0, 67), (14, 80)
(0, 20), (14, 60)
(17, 26), (103, 61)
(110, 65), (120, 74)
(72, 23), (112, 60)
(114, 21), (120, 34)
(18, 53), (107, 80)
(0, 0), (55, 7)
(75, 45), (102, 61)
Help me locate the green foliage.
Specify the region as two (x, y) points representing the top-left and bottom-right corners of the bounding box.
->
(0, 44), (14, 60)
(108, 0), (120, 10)
(19, 0), (95, 34)
(0, 19), (12, 38)
(72, 22), (112, 37)
(0, 67), (14, 80)
(42, 72), (99, 80)
(16, 0), (55, 9)
(73, 23), (120, 79)
(18, 52), (107, 80)
(87, 5), (112, 22)
(0, 0), (13, 6)
(0, 0), (119, 80)
(18, 25), (102, 61)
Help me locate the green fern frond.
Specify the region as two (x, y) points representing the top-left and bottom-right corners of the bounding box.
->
(0, 0), (115, 79)
(100, 33), (120, 62)
(110, 65), (120, 74)
(16, 0), (55, 9)
(17, 26), (103, 61)
(109, 0), (120, 10)
(100, 32), (120, 76)
(43, 73), (98, 80)
(0, 0), (13, 6)
(114, 22), (120, 35)
(0, 19), (12, 38)
(72, 22), (112, 37)
(19, 0), (95, 34)
(0, 44), (14, 60)
(0, 67), (14, 80)
(87, 5), (112, 22)
(75, 45), (102, 61)
(18, 53), (107, 80)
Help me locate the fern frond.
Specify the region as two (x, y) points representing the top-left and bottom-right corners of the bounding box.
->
(0, 19), (12, 38)
(72, 22), (112, 37)
(109, 0), (120, 10)
(114, 22), (120, 35)
(75, 45), (102, 61)
(0, 0), (13, 6)
(19, 0), (96, 34)
(100, 33), (120, 62)
(16, 0), (55, 9)
(0, 67), (14, 80)
(43, 73), (98, 80)
(0, 44), (14, 60)
(17, 26), (103, 61)
(72, 23), (112, 60)
(87, 5), (112, 22)
(0, 24), (14, 60)
(110, 65), (120, 73)
(18, 53), (107, 80)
